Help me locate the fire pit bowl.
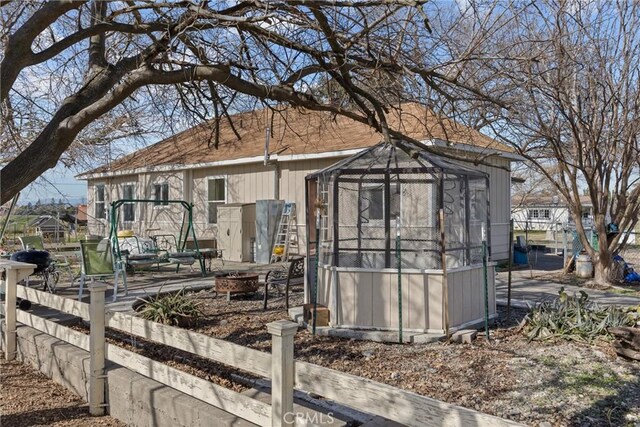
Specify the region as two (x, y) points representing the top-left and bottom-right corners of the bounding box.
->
(215, 273), (259, 298)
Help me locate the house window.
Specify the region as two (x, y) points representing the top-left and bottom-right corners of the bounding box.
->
(470, 187), (487, 221)
(207, 177), (226, 224)
(528, 209), (550, 220)
(123, 184), (135, 222)
(361, 184), (401, 222)
(95, 185), (106, 219)
(153, 183), (169, 206)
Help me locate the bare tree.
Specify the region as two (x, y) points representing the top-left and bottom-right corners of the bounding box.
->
(0, 0), (524, 204)
(487, 1), (640, 283)
(510, 164), (558, 214)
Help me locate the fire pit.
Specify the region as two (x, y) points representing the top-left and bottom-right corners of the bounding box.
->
(215, 273), (259, 300)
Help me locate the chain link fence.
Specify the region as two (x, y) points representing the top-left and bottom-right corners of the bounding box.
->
(511, 218), (639, 280)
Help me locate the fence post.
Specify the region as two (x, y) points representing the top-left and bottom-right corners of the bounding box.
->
(4, 269), (17, 361)
(89, 282), (107, 416)
(563, 226), (568, 268)
(267, 320), (298, 427)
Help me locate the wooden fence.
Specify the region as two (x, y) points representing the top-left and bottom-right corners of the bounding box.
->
(1, 260), (522, 427)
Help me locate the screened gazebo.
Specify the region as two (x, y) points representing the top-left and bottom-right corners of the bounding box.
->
(305, 140), (497, 335)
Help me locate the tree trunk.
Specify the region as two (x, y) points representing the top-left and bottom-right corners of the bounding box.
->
(593, 257), (612, 285)
(593, 237), (614, 285)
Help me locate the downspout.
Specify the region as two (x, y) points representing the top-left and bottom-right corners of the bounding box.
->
(273, 162), (280, 200)
(264, 125), (280, 200)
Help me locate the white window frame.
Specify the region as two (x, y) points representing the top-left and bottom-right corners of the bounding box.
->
(94, 184), (106, 220)
(122, 184), (136, 222)
(319, 182), (330, 241)
(528, 208), (551, 220)
(207, 176), (227, 224)
(360, 182), (402, 226)
(153, 182), (170, 207)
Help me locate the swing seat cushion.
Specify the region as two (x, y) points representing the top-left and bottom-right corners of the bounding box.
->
(128, 253), (157, 261)
(169, 257), (196, 265)
(168, 251), (196, 258)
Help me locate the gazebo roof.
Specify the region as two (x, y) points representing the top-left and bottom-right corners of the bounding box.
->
(308, 140), (487, 179)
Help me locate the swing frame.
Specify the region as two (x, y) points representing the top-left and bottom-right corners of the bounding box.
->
(108, 199), (206, 276)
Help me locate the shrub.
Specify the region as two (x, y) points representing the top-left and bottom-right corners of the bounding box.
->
(524, 287), (635, 341)
(138, 288), (202, 326)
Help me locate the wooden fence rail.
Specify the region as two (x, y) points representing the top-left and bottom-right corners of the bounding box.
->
(105, 342), (271, 426)
(106, 310), (272, 378)
(295, 361), (521, 427)
(17, 285), (90, 320)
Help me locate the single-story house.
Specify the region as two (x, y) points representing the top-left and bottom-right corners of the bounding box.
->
(78, 104), (519, 262)
(511, 194), (594, 231)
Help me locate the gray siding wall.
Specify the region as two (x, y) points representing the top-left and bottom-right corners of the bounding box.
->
(85, 154), (511, 260)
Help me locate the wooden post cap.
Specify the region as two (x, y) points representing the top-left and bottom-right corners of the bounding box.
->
(88, 283), (108, 292)
(266, 320), (298, 337)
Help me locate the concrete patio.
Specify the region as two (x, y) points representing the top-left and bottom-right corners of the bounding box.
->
(23, 259), (279, 314)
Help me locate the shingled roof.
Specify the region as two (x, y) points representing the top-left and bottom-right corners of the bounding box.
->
(80, 103), (512, 177)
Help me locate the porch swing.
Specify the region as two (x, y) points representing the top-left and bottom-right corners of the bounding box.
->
(108, 199), (206, 276)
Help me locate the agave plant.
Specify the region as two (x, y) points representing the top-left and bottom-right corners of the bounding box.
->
(137, 288), (202, 326)
(524, 287), (636, 342)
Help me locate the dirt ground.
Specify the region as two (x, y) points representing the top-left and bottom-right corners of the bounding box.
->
(0, 353), (125, 427)
(100, 288), (640, 427)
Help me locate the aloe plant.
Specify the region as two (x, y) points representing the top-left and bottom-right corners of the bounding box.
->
(137, 288), (202, 326)
(524, 287), (636, 342)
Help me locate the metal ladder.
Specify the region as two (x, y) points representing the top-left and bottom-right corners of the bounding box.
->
(270, 202), (299, 263)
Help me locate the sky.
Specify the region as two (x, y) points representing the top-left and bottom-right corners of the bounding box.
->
(18, 166), (89, 206)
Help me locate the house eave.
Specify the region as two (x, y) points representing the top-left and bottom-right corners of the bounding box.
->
(77, 139), (518, 181)
(76, 148), (367, 180)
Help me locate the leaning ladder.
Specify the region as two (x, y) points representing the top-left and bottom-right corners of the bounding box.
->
(270, 202), (299, 263)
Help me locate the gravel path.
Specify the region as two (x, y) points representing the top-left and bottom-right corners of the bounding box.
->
(0, 353), (125, 427)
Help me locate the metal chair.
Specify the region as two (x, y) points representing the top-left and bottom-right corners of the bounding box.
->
(78, 239), (127, 302)
(262, 256), (305, 310)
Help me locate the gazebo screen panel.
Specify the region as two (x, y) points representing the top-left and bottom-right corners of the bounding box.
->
(469, 176), (488, 264)
(313, 142), (489, 271)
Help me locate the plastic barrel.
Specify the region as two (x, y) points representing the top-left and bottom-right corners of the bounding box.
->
(576, 254), (593, 278)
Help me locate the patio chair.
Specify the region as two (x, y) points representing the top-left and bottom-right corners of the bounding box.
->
(18, 235), (75, 290)
(78, 239), (127, 302)
(19, 235), (45, 250)
(262, 256), (305, 310)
